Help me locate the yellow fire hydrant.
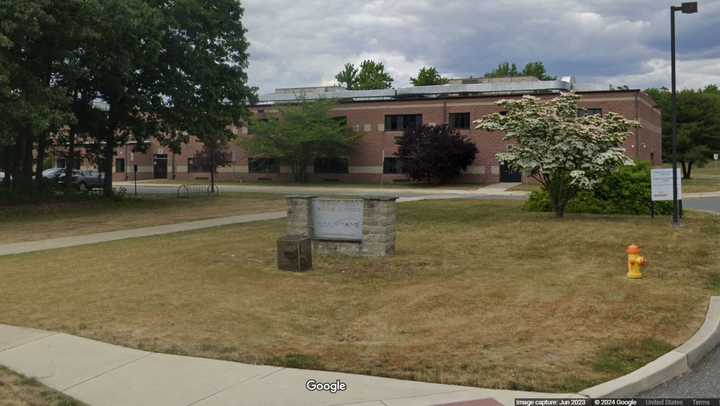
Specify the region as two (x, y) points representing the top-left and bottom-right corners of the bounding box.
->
(626, 244), (647, 279)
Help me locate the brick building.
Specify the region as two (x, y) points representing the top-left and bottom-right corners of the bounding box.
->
(107, 76), (662, 184)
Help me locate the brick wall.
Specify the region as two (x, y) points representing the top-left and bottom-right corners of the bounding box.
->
(113, 90), (663, 184)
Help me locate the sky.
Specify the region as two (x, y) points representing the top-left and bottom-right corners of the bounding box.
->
(242, 0), (720, 95)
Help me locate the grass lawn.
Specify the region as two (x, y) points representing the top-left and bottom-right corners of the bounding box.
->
(0, 365), (84, 406)
(1, 200), (718, 392)
(0, 193), (285, 244)
(679, 164), (720, 193)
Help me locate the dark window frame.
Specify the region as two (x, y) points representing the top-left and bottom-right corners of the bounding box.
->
(115, 158), (126, 173)
(187, 157), (212, 173)
(449, 112), (471, 129)
(383, 157), (405, 174)
(248, 157), (280, 174)
(578, 107), (603, 117)
(384, 114), (422, 131)
(313, 157), (349, 174)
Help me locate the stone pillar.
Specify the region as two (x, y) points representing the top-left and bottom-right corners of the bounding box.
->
(360, 196), (398, 257)
(286, 195), (316, 237)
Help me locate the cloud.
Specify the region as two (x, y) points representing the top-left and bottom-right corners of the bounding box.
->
(242, 0), (720, 94)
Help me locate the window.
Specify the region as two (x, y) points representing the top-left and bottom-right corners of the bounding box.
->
(449, 112), (471, 129)
(578, 107), (603, 117)
(383, 157), (405, 174)
(314, 157), (349, 174)
(115, 158), (125, 173)
(332, 116), (348, 126)
(248, 158), (279, 173)
(187, 158), (212, 173)
(384, 114), (422, 131)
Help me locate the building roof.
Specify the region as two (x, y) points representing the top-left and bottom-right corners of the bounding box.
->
(256, 76), (580, 105)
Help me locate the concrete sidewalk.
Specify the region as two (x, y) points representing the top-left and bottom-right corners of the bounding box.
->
(115, 181), (531, 198)
(0, 324), (576, 406)
(0, 211), (287, 256)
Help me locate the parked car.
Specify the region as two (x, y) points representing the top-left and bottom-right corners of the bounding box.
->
(42, 168), (67, 183)
(58, 170), (105, 191)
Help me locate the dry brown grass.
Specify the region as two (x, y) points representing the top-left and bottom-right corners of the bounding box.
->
(0, 366), (84, 406)
(0, 193), (285, 244)
(1, 200), (718, 392)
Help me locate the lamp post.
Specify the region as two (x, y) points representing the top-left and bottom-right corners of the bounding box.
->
(670, 2), (698, 227)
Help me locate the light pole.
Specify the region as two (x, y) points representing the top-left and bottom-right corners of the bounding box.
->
(670, 2), (698, 227)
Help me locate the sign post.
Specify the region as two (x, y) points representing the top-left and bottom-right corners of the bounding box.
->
(651, 168), (682, 219)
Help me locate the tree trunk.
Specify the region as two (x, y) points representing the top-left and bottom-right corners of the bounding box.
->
(102, 140), (114, 197)
(65, 133), (76, 193)
(680, 161), (688, 179)
(686, 161), (693, 179)
(15, 133), (34, 196)
(546, 174), (573, 218)
(209, 148), (216, 193)
(35, 134), (47, 188)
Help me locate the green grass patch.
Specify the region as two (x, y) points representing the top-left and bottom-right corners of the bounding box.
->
(268, 353), (325, 370)
(592, 338), (674, 376)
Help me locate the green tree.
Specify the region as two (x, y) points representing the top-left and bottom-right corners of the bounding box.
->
(355, 60), (393, 90)
(410, 67), (449, 86)
(151, 0), (256, 192)
(646, 86), (720, 179)
(475, 94), (638, 217)
(484, 61), (556, 80)
(484, 62), (519, 78)
(395, 124), (477, 184)
(245, 100), (360, 182)
(0, 0), (79, 196)
(335, 63), (358, 90)
(521, 61), (556, 80)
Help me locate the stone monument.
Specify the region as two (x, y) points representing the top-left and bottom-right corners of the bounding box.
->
(286, 195), (397, 257)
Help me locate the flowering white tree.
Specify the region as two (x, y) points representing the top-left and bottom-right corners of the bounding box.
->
(474, 93), (639, 217)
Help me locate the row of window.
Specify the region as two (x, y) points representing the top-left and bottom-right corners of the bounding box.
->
(367, 108), (603, 132)
(115, 157), (406, 175)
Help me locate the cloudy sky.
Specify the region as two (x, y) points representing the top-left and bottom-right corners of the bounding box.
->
(242, 0), (720, 94)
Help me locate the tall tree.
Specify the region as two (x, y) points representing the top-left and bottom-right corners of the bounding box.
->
(646, 86), (720, 179)
(335, 63), (358, 90)
(150, 0), (256, 192)
(355, 60), (393, 90)
(245, 100), (360, 182)
(0, 0), (78, 195)
(484, 62), (519, 78)
(484, 61), (556, 80)
(475, 94), (638, 217)
(521, 61), (556, 80)
(410, 67), (449, 86)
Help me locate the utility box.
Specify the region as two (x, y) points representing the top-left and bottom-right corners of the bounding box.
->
(277, 235), (312, 272)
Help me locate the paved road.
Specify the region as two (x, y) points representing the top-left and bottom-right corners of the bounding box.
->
(115, 181), (529, 200)
(641, 196), (720, 397)
(642, 346), (720, 397)
(683, 196), (720, 214)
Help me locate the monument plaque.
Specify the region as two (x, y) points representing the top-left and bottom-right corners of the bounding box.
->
(286, 195), (397, 257)
(311, 198), (363, 241)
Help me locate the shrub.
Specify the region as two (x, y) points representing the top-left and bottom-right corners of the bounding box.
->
(525, 161), (673, 215)
(396, 124), (477, 184)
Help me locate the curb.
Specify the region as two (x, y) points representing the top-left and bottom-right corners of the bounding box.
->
(580, 296), (720, 398)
